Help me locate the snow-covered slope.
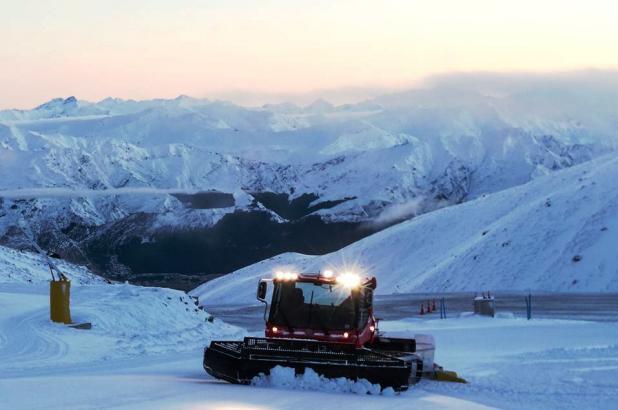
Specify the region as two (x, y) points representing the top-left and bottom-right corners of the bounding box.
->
(194, 153), (618, 304)
(0, 245), (105, 285)
(0, 246), (242, 373)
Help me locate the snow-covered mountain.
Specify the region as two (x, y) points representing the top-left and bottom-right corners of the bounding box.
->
(0, 82), (616, 286)
(193, 153), (618, 304)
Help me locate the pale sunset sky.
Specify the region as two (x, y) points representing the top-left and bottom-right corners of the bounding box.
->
(1, 0), (617, 109)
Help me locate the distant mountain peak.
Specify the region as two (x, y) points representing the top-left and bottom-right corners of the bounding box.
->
(35, 97), (64, 110)
(261, 101), (300, 114)
(35, 96), (79, 111)
(305, 98), (334, 114)
(307, 98), (333, 108)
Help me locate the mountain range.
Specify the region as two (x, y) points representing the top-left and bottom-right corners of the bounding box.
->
(1, 81), (616, 288)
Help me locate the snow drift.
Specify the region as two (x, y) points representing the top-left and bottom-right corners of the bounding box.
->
(194, 153), (618, 304)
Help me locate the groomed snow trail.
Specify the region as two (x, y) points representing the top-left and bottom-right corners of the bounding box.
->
(2, 284), (618, 409)
(0, 283), (243, 375)
(0, 291), (70, 373)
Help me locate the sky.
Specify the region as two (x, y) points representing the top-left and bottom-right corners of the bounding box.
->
(1, 0), (618, 109)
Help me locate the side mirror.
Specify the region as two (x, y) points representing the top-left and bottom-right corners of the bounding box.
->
(257, 280), (267, 302)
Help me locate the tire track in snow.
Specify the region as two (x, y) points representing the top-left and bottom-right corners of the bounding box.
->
(0, 294), (69, 374)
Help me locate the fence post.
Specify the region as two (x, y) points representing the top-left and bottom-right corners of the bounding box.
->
(525, 293), (532, 320)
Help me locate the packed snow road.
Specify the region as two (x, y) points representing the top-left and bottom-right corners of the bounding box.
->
(2, 285), (618, 409)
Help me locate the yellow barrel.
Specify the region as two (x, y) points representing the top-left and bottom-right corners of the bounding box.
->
(50, 279), (72, 324)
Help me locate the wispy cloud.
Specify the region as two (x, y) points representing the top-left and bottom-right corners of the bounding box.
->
(0, 187), (202, 199)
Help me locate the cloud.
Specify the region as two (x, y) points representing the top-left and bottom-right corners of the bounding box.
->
(422, 69), (618, 96)
(0, 187), (203, 199)
(370, 198), (425, 229)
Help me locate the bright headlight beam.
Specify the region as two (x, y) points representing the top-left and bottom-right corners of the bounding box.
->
(336, 272), (361, 288)
(274, 271), (298, 281)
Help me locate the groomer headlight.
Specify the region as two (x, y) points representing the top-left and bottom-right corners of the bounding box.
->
(336, 272), (361, 288)
(275, 271), (298, 281)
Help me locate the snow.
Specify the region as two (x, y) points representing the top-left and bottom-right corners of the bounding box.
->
(0, 245), (104, 285)
(0, 86), (610, 241)
(0, 87), (613, 280)
(1, 247), (617, 409)
(0, 282), (242, 375)
(382, 315), (618, 409)
(250, 365), (385, 396)
(1, 83), (618, 407)
(194, 153), (618, 305)
(2, 280), (617, 409)
(0, 246), (242, 371)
